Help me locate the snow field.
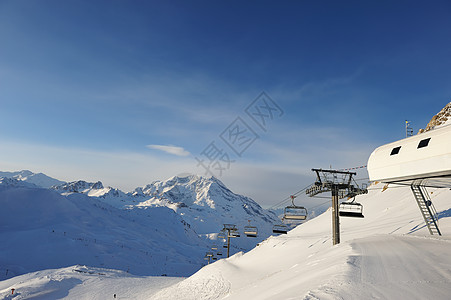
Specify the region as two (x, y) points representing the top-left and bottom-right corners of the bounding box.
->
(0, 266), (183, 300)
(2, 181), (451, 299)
(151, 182), (451, 299)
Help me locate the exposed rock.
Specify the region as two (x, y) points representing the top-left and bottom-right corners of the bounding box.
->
(419, 102), (451, 133)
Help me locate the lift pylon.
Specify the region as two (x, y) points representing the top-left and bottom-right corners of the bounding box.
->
(306, 169), (367, 245)
(222, 224), (240, 258)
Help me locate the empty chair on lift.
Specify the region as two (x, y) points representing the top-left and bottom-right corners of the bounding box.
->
(217, 230), (226, 239)
(339, 199), (364, 218)
(244, 220), (258, 237)
(230, 231), (240, 238)
(284, 195), (308, 221)
(211, 244), (218, 250)
(272, 224), (288, 234)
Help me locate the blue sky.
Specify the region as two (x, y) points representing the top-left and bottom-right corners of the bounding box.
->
(1, 0), (450, 207)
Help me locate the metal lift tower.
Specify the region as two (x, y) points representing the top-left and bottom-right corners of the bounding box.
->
(306, 169), (368, 245)
(222, 224), (240, 258)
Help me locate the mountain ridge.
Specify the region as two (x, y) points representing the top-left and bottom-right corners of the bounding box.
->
(0, 171), (283, 279)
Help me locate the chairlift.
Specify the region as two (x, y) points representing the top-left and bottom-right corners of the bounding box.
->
(339, 198), (364, 218)
(217, 229), (226, 239)
(283, 195), (308, 221)
(230, 231), (240, 238)
(244, 220), (258, 237)
(272, 224), (288, 234)
(211, 244), (218, 250)
(212, 257), (217, 261)
(217, 252), (222, 256)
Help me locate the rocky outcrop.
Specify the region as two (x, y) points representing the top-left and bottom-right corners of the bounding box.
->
(418, 102), (451, 133)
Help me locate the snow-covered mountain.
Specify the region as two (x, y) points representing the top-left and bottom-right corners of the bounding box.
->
(419, 101), (451, 133)
(0, 172), (283, 282)
(52, 180), (106, 194)
(3, 181), (451, 299)
(51, 180), (133, 207)
(130, 175), (280, 248)
(0, 170), (65, 188)
(51, 175), (281, 252)
(0, 178), (207, 280)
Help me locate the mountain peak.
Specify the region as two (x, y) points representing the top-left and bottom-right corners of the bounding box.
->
(0, 170), (65, 188)
(419, 101), (451, 133)
(133, 174), (279, 249)
(0, 177), (38, 189)
(52, 180), (105, 194)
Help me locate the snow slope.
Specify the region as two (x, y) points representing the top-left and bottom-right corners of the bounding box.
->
(0, 178), (207, 279)
(52, 174), (280, 253)
(0, 266), (182, 300)
(0, 170), (65, 188)
(150, 182), (451, 300)
(3, 181), (451, 299)
(131, 175), (280, 250)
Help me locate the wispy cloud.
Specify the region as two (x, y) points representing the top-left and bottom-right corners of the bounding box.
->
(146, 144), (191, 157)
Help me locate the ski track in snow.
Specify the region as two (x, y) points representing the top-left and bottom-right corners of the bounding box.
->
(306, 235), (451, 300)
(345, 235), (451, 299)
(150, 272), (231, 300)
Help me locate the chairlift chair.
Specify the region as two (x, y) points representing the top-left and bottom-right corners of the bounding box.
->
(283, 195), (308, 221)
(211, 244), (218, 250)
(339, 199), (364, 218)
(244, 226), (258, 237)
(272, 224), (288, 234)
(217, 229), (226, 239)
(230, 231), (240, 238)
(244, 220), (258, 237)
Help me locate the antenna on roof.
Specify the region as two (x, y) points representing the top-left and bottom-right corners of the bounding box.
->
(406, 120), (413, 137)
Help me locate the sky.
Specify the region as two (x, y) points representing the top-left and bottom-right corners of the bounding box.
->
(0, 0), (450, 207)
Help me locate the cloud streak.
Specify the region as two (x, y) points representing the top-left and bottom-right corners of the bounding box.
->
(146, 144), (191, 157)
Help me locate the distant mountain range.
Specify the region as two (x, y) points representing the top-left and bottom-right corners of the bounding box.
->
(46, 173), (280, 248)
(0, 170), (65, 188)
(0, 171), (282, 279)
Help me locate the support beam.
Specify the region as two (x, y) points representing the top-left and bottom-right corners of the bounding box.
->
(227, 234), (230, 258)
(331, 185), (340, 245)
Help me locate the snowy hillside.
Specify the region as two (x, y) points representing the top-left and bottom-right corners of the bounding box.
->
(0, 172), (282, 282)
(51, 180), (134, 208)
(51, 174), (281, 253)
(150, 182), (451, 299)
(0, 170), (65, 188)
(131, 175), (280, 250)
(2, 182), (451, 299)
(0, 178), (207, 280)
